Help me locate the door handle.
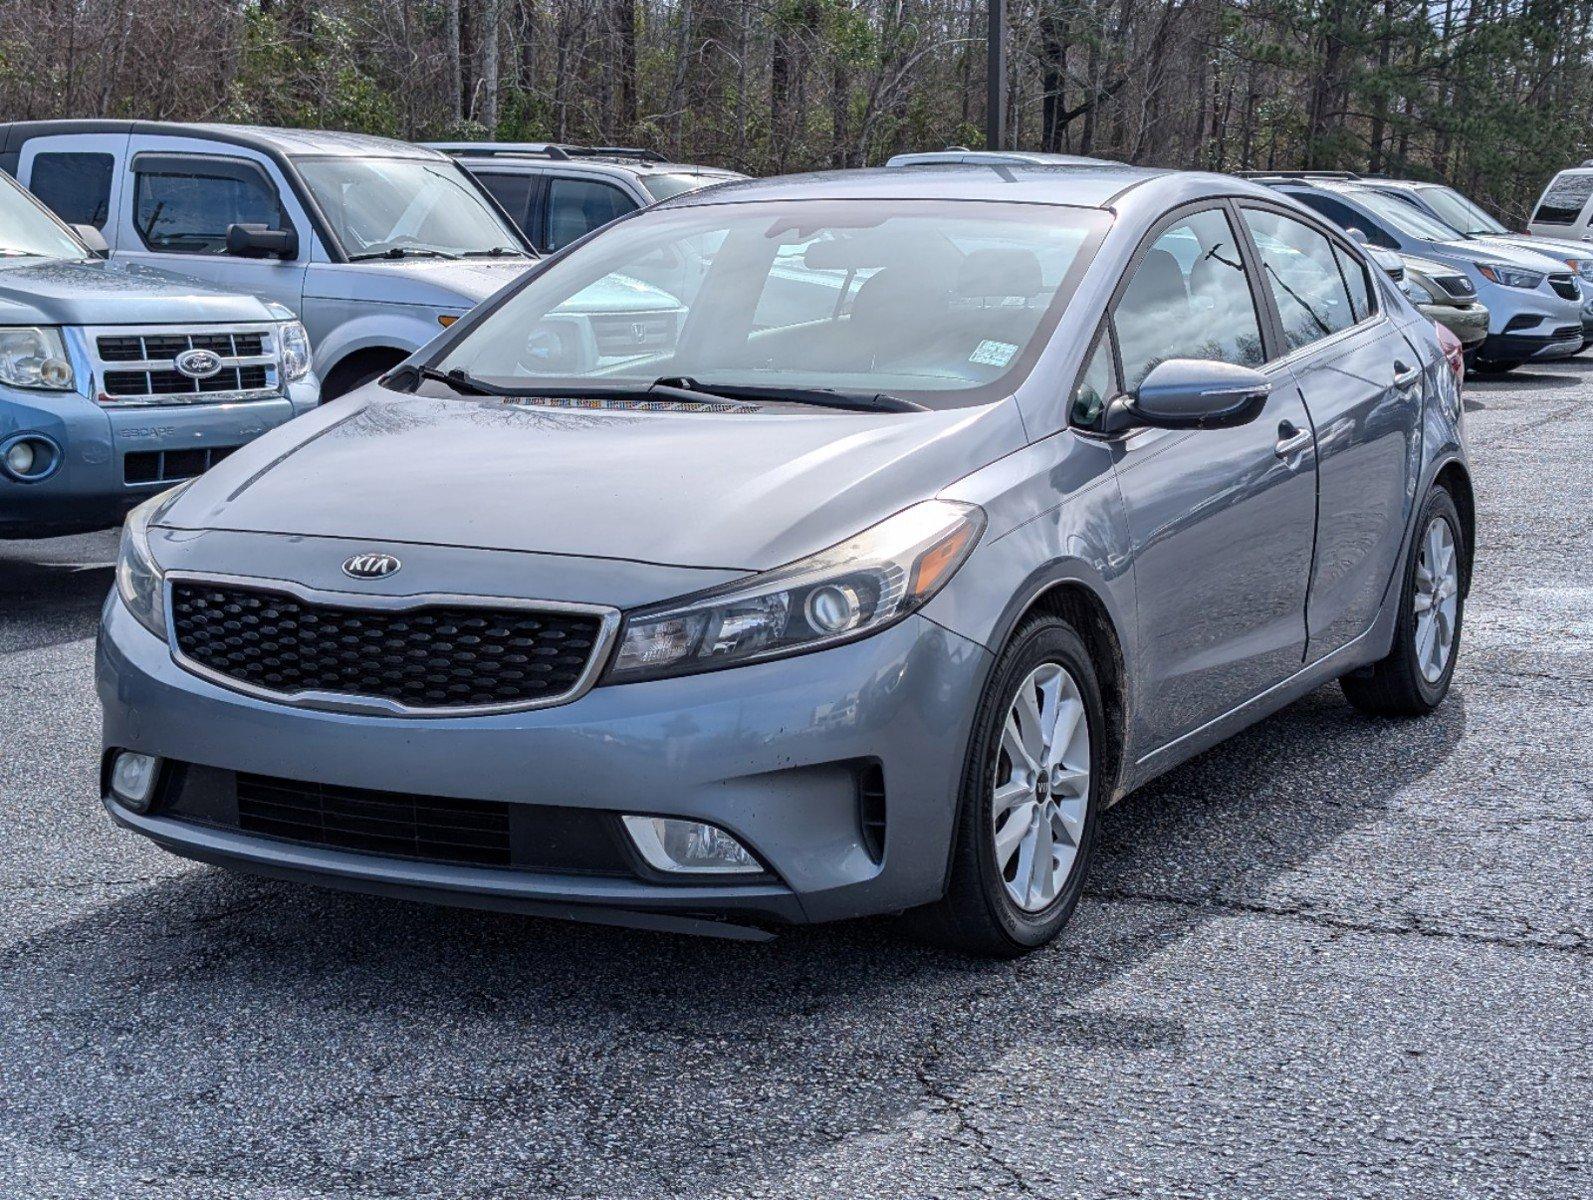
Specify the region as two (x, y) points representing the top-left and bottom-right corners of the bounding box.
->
(1274, 420), (1312, 459)
(1393, 360), (1421, 389)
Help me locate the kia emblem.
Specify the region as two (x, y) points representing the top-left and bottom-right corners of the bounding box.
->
(342, 552), (402, 580)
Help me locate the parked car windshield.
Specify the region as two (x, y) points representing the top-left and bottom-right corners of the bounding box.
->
(1345, 188), (1463, 242)
(435, 198), (1110, 408)
(0, 172), (91, 260)
(296, 157), (524, 259)
(1415, 186), (1508, 236)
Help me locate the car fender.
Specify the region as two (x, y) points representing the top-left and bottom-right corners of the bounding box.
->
(307, 306), (444, 379)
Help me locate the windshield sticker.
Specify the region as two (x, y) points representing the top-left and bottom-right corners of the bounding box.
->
(970, 340), (1018, 368)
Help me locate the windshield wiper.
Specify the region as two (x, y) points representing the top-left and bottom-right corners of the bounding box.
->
(460, 246), (532, 259)
(348, 246), (462, 262)
(650, 377), (925, 413)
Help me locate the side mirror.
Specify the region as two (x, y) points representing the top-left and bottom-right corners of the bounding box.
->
(226, 222), (298, 261)
(1346, 227), (1370, 245)
(72, 224), (109, 258)
(1103, 359), (1271, 433)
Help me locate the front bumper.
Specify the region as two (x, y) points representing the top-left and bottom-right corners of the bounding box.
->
(1477, 328), (1585, 364)
(1, 379), (319, 537)
(1418, 302), (1489, 348)
(97, 594), (991, 931)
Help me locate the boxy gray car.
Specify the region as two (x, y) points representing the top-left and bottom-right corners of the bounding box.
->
(97, 165), (1473, 955)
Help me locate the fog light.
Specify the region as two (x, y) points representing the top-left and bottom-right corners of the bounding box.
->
(1, 435), (60, 481)
(5, 441), (34, 475)
(622, 815), (761, 875)
(109, 751), (161, 812)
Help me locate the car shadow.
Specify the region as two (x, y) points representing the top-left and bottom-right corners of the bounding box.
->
(0, 538), (116, 654)
(0, 684), (1467, 1196)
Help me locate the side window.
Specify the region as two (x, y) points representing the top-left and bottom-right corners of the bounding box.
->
(1533, 171), (1593, 226)
(1333, 243), (1375, 322)
(474, 171), (535, 235)
(30, 152), (114, 229)
(1242, 208), (1357, 352)
(1292, 193), (1399, 251)
(1071, 329), (1116, 430)
(132, 158), (291, 255)
(1113, 208), (1265, 391)
(546, 178), (638, 251)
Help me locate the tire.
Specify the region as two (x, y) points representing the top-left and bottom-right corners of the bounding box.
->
(1340, 487), (1465, 716)
(916, 614), (1106, 957)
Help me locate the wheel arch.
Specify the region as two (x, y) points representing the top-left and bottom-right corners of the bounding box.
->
(1432, 458), (1475, 596)
(320, 345), (412, 401)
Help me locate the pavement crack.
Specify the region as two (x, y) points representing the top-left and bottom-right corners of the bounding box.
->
(1085, 887), (1590, 957)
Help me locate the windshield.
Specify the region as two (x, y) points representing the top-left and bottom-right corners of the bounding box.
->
(1346, 188), (1463, 242)
(641, 172), (738, 202)
(296, 157), (524, 259)
(0, 172), (90, 260)
(434, 199), (1110, 408)
(1417, 186), (1507, 236)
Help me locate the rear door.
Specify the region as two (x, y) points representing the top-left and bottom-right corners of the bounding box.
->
(1102, 203), (1318, 754)
(16, 133), (129, 243)
(1237, 202), (1422, 661)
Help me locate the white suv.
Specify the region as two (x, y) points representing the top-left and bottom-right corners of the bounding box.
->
(426, 143), (742, 253)
(0, 121), (539, 398)
(1529, 165), (1593, 240)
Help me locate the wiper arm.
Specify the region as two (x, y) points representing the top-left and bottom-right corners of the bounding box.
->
(348, 246), (462, 262)
(650, 377), (925, 413)
(460, 246), (532, 259)
(389, 365), (505, 396)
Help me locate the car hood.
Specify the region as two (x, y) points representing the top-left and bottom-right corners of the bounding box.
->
(1433, 239), (1573, 273)
(1474, 233), (1593, 266)
(0, 256), (279, 326)
(303, 258), (536, 308)
(159, 389), (1027, 571)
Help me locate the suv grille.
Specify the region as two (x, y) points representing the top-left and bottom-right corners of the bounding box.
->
(1435, 274), (1475, 298)
(124, 444), (237, 484)
(1549, 273), (1580, 300)
(170, 582), (607, 711)
(590, 312), (677, 357)
(92, 326), (277, 405)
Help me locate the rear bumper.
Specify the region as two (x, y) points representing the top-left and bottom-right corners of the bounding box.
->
(1, 381), (318, 537)
(97, 594), (991, 930)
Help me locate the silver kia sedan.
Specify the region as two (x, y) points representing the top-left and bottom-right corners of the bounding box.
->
(98, 165), (1472, 956)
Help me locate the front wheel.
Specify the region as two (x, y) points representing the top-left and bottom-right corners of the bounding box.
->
(1341, 487), (1465, 716)
(917, 615), (1105, 957)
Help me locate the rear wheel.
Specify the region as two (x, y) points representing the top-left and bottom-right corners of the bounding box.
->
(1341, 487), (1465, 716)
(918, 615), (1105, 957)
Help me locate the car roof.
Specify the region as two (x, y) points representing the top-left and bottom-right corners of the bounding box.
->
(0, 119), (442, 160)
(422, 142), (736, 176)
(660, 163), (1190, 210)
(886, 149), (1116, 168)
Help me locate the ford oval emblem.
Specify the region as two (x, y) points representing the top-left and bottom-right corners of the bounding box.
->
(174, 348), (224, 379)
(342, 552), (402, 580)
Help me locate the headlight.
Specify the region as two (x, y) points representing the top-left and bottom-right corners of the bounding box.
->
(1565, 258), (1593, 283)
(116, 483), (191, 639)
(278, 319), (312, 382)
(0, 326), (74, 390)
(605, 499), (986, 684)
(1476, 264), (1545, 289)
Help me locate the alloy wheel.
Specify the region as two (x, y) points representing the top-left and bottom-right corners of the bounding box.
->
(1414, 515), (1460, 683)
(991, 662), (1091, 913)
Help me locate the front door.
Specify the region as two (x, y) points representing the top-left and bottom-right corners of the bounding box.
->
(1105, 205), (1318, 754)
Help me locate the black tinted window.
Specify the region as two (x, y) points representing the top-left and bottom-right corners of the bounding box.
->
(1243, 208), (1356, 351)
(133, 162), (289, 255)
(474, 172), (535, 234)
(1292, 193), (1398, 250)
(1534, 172), (1593, 225)
(30, 152), (114, 229)
(1113, 208), (1265, 391)
(546, 178), (637, 251)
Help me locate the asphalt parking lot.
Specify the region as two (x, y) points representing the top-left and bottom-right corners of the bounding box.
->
(1, 364), (1588, 1199)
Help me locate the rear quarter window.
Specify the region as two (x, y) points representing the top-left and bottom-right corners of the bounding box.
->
(29, 152), (114, 229)
(1534, 172), (1593, 225)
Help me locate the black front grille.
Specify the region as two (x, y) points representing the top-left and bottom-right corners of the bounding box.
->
(152, 763), (636, 876)
(1549, 274), (1580, 300)
(1554, 324), (1583, 340)
(98, 331), (266, 361)
(1435, 275), (1475, 298)
(124, 444), (237, 485)
(170, 582), (605, 710)
(104, 364), (270, 397)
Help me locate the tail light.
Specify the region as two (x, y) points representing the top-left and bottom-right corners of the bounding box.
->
(1434, 320), (1465, 389)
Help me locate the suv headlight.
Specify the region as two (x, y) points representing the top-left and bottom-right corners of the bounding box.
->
(1400, 275), (1439, 304)
(604, 499), (985, 684)
(278, 319), (312, 382)
(0, 326), (74, 390)
(1476, 264), (1545, 289)
(116, 483), (191, 639)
